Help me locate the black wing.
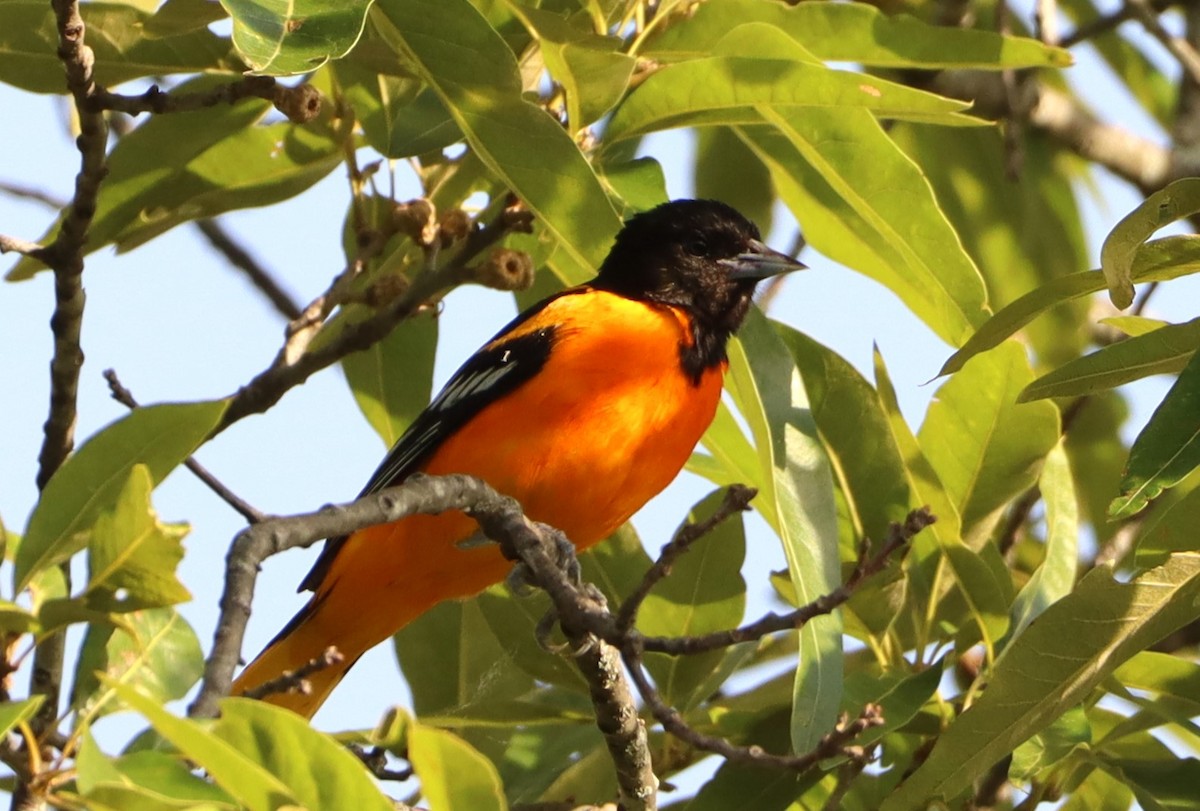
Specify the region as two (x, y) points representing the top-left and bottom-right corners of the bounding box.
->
(296, 292), (578, 593)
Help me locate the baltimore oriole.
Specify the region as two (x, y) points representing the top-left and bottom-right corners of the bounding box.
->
(232, 199), (805, 717)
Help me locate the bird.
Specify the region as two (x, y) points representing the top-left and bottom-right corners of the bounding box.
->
(231, 198), (806, 718)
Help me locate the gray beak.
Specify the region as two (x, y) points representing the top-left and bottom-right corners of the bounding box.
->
(718, 239), (807, 280)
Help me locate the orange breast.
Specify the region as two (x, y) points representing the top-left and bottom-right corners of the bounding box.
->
(312, 291), (724, 648)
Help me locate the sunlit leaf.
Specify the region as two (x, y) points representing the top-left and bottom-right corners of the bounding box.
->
(1020, 317), (1200, 402)
(374, 0), (621, 275)
(511, 6), (634, 131)
(107, 683), (297, 811)
(938, 235), (1200, 376)
(15, 400), (227, 591)
(1110, 350), (1200, 518)
(726, 310), (841, 752)
(606, 58), (976, 144)
(882, 552), (1200, 809)
(212, 699), (394, 810)
(748, 107), (989, 347)
(73, 608), (203, 722)
(409, 723), (507, 811)
(1008, 442), (1078, 639)
(220, 0), (371, 75)
(920, 341), (1060, 542)
(84, 465), (191, 612)
(0, 698), (44, 739)
(642, 0), (1070, 68)
(1101, 178), (1200, 308)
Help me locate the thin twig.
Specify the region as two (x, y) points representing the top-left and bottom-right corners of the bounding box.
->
(0, 182), (65, 210)
(1035, 0), (1059, 46)
(1126, 0), (1200, 87)
(240, 647), (344, 700)
(639, 509), (931, 656)
(0, 236), (47, 257)
(615, 485), (757, 635)
(103, 369), (267, 524)
(194, 220), (302, 320)
(210, 204), (533, 436)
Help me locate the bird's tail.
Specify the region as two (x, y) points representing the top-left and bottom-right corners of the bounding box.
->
(230, 598), (366, 719)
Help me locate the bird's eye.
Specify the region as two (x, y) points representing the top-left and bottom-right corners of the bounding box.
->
(683, 237), (709, 257)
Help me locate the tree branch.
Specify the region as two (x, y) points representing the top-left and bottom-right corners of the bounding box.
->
(194, 219), (302, 321)
(103, 369), (267, 524)
(92, 76), (321, 124)
(930, 72), (1183, 194)
(1125, 0), (1200, 88)
(210, 203), (533, 436)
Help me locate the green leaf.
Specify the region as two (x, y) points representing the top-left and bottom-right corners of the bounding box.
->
(475, 587), (588, 692)
(84, 465), (191, 612)
(0, 1), (235, 94)
(333, 57), (460, 158)
(1099, 756), (1200, 811)
(78, 736), (236, 808)
(15, 399), (227, 591)
(890, 124), (1091, 368)
(1114, 651), (1200, 713)
(606, 58), (976, 144)
(639, 489), (747, 711)
(872, 349), (1010, 656)
(642, 0), (1070, 69)
(510, 6), (634, 132)
(937, 234), (1200, 376)
(342, 314), (438, 447)
(781, 329), (912, 542)
(373, 0), (622, 274)
(212, 699), (394, 811)
(1100, 315), (1171, 337)
(394, 597), (534, 717)
(745, 107), (988, 348)
(726, 310), (841, 753)
(0, 698), (44, 739)
(597, 157), (669, 215)
(693, 401), (760, 490)
(107, 683), (297, 811)
(0, 600), (38, 636)
(1020, 317), (1200, 401)
(920, 342), (1060, 541)
(72, 608), (203, 722)
(1110, 350), (1200, 518)
(1135, 486), (1200, 566)
(841, 662), (943, 750)
(693, 127), (775, 237)
(1008, 442), (1078, 639)
(1101, 178), (1200, 308)
(881, 552), (1200, 809)
(1010, 705), (1091, 780)
(409, 723), (507, 811)
(1060, 766), (1136, 811)
(220, 0), (370, 75)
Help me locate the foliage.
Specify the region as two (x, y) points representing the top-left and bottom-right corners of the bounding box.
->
(2, 0), (1200, 809)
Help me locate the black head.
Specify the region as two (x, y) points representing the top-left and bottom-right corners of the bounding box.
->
(594, 199), (805, 377)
